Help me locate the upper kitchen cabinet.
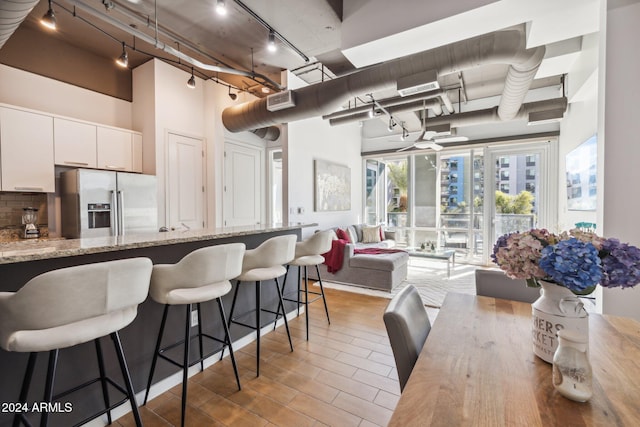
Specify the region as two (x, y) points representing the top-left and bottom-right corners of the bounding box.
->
(96, 126), (142, 172)
(0, 107), (55, 192)
(53, 118), (97, 168)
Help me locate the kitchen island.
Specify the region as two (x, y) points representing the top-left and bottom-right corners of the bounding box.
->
(0, 223), (315, 427)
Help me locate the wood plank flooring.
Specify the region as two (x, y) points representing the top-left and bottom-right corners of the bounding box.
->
(115, 287), (401, 427)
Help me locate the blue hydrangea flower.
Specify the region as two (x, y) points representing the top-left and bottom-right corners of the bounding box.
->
(540, 238), (602, 292)
(600, 238), (640, 288)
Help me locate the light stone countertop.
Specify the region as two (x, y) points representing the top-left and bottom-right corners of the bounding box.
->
(0, 223), (315, 265)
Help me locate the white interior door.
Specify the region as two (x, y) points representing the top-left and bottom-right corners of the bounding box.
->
(224, 142), (264, 227)
(167, 132), (204, 230)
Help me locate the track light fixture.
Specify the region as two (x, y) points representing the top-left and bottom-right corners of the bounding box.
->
(215, 0), (227, 16)
(40, 0), (57, 30)
(401, 124), (409, 141)
(368, 103), (375, 118)
(187, 67), (196, 88)
(388, 117), (397, 132)
(267, 30), (277, 52)
(116, 42), (128, 68)
(228, 86), (237, 100)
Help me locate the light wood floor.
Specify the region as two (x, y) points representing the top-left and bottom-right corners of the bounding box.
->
(116, 287), (401, 427)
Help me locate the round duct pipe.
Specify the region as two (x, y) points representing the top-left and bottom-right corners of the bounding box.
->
(322, 90), (448, 121)
(329, 98), (444, 126)
(250, 126), (281, 141)
(0, 0), (41, 50)
(222, 29), (545, 133)
(421, 97), (568, 129)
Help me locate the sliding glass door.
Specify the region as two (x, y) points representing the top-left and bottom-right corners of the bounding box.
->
(364, 139), (557, 265)
(487, 142), (556, 251)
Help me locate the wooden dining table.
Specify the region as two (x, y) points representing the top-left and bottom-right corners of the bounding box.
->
(388, 292), (640, 426)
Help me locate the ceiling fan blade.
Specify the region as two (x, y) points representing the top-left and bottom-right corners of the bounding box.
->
(419, 131), (438, 141)
(434, 135), (469, 143)
(414, 141), (443, 151)
(396, 145), (415, 152)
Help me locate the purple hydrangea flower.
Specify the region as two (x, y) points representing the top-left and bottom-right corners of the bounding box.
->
(600, 238), (640, 288)
(491, 233), (512, 264)
(539, 238), (603, 292)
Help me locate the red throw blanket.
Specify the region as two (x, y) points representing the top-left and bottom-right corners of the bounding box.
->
(323, 239), (348, 273)
(354, 247), (407, 255)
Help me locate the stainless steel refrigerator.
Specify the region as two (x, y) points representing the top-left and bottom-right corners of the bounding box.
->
(60, 169), (158, 238)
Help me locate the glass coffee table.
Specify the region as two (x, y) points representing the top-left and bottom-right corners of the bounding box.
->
(406, 248), (456, 278)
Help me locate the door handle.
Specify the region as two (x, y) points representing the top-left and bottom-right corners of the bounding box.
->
(118, 191), (125, 236)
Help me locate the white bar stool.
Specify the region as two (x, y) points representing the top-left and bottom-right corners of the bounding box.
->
(0, 257), (153, 427)
(281, 230), (335, 340)
(143, 243), (245, 427)
(227, 234), (296, 376)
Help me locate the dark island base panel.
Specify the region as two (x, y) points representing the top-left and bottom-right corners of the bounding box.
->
(0, 229), (302, 427)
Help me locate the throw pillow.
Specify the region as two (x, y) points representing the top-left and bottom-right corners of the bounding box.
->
(362, 225), (382, 243)
(347, 226), (358, 244)
(336, 228), (351, 242)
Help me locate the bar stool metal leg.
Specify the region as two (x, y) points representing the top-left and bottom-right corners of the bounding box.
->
(110, 331), (143, 427)
(217, 297), (241, 390)
(316, 264), (331, 325)
(197, 303), (205, 371)
(94, 339), (112, 425)
(303, 267), (310, 340)
(144, 304), (170, 405)
(13, 352), (37, 427)
(181, 304), (192, 427)
(41, 349), (59, 427)
(297, 267), (302, 316)
(256, 281), (261, 376)
(275, 277), (294, 352)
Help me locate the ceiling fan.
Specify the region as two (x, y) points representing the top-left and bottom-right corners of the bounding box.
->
(395, 105), (468, 152)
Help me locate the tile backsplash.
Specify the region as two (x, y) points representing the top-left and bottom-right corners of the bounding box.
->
(0, 192), (48, 230)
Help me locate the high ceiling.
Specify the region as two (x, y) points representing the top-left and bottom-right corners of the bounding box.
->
(2, 0), (602, 151)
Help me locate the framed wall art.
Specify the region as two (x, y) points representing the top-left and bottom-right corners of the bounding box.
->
(314, 159), (351, 211)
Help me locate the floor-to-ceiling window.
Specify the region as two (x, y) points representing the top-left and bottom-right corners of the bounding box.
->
(363, 139), (557, 264)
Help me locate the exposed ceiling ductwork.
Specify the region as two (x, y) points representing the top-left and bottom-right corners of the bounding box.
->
(322, 90), (454, 121)
(222, 29), (546, 134)
(328, 98), (445, 127)
(0, 0), (40, 50)
(422, 97), (568, 130)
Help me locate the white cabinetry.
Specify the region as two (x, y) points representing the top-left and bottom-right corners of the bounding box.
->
(132, 133), (143, 173)
(53, 118), (97, 168)
(0, 107), (55, 192)
(97, 126), (133, 171)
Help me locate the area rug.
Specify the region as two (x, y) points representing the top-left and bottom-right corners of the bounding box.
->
(317, 256), (478, 308)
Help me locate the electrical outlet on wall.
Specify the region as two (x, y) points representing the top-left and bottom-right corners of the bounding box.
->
(297, 207), (305, 214)
(190, 310), (198, 327)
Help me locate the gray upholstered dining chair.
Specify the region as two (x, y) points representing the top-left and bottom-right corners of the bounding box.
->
(475, 269), (541, 303)
(383, 284), (431, 392)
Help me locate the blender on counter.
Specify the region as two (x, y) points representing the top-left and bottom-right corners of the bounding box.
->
(22, 207), (40, 239)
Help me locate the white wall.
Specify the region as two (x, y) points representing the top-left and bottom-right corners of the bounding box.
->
(133, 59), (265, 228)
(0, 64), (132, 128)
(557, 33), (599, 231)
(286, 73), (363, 238)
(600, 0), (640, 320)
(203, 81), (266, 228)
(133, 59), (205, 228)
